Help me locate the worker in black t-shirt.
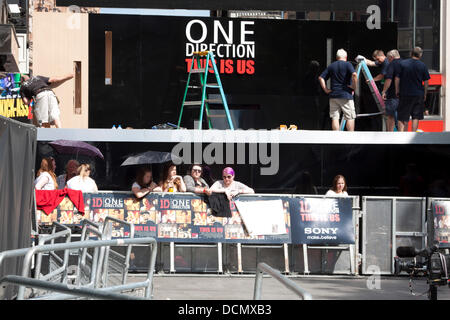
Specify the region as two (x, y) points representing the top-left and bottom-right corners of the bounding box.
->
(20, 73), (73, 128)
(381, 49), (402, 132)
(395, 47), (430, 132)
(363, 50), (389, 83)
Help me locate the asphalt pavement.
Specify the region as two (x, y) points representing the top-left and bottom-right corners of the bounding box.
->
(127, 274), (450, 300)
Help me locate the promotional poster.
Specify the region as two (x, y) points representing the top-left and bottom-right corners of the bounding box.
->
(37, 192), (355, 245)
(431, 200), (450, 247)
(290, 196), (355, 245)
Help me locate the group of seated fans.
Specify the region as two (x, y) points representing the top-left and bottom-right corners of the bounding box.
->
(35, 157), (98, 193)
(35, 158), (349, 198)
(131, 162), (255, 200)
(34, 159), (255, 199)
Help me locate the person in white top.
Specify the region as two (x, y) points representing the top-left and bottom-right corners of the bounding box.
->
(131, 167), (158, 199)
(67, 163), (98, 193)
(210, 167), (255, 200)
(325, 175), (349, 197)
(35, 157), (58, 190)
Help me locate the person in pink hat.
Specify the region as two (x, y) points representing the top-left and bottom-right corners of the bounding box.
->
(210, 167), (255, 200)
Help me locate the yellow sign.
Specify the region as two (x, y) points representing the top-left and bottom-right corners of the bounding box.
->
(0, 98), (29, 119)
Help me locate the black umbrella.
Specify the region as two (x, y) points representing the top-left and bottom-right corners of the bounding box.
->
(48, 140), (104, 160)
(120, 151), (181, 166)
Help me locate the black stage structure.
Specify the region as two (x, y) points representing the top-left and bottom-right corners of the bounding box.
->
(37, 129), (450, 198)
(88, 15), (396, 131)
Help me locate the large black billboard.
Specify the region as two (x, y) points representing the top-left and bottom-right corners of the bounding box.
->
(89, 15), (397, 130)
(58, 0), (374, 11)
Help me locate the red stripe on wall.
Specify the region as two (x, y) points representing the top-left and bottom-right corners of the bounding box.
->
(428, 74), (442, 86)
(408, 120), (444, 132)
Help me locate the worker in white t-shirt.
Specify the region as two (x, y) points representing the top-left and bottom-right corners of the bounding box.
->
(67, 163), (98, 193)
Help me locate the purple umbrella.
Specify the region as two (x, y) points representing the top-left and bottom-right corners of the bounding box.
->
(48, 140), (104, 160)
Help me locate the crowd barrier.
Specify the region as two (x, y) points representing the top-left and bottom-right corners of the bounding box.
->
(361, 197), (427, 275)
(35, 192), (450, 276)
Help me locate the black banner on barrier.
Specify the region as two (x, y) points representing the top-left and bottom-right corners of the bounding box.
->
(290, 197), (355, 245)
(37, 193), (355, 245)
(37, 192), (292, 244)
(431, 200), (450, 248)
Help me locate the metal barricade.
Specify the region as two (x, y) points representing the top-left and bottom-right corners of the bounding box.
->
(73, 217), (135, 290)
(229, 194), (292, 274)
(169, 242), (223, 274)
(253, 263), (312, 300)
(100, 216), (135, 287)
(75, 219), (106, 288)
(361, 196), (427, 275)
(3, 237), (158, 300)
(0, 222), (72, 299)
(35, 222), (72, 282)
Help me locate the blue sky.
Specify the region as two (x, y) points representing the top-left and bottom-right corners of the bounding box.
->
(100, 8), (210, 17)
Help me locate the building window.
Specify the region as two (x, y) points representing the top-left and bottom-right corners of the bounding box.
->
(394, 0), (440, 72)
(105, 31), (112, 85)
(74, 61), (81, 114)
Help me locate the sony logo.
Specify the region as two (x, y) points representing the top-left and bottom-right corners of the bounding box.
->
(304, 228), (338, 235)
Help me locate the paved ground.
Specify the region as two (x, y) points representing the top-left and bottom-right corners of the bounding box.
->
(127, 273), (450, 300)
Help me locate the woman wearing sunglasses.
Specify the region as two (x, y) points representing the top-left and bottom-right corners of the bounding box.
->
(183, 164), (212, 195)
(66, 163), (98, 193)
(210, 167), (254, 200)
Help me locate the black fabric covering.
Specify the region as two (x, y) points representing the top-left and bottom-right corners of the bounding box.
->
(206, 193), (232, 218)
(0, 115), (37, 299)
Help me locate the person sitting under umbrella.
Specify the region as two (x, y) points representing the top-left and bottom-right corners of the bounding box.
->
(67, 163), (98, 193)
(153, 162), (186, 193)
(210, 167), (255, 200)
(132, 167), (158, 199)
(56, 159), (80, 190)
(183, 164), (212, 195)
(35, 157), (58, 190)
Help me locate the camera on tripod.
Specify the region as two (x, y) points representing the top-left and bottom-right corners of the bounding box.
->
(394, 243), (450, 299)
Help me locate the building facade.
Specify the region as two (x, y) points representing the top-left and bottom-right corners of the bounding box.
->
(13, 0), (450, 131)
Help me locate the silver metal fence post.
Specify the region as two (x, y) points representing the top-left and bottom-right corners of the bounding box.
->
(237, 243), (243, 273)
(391, 198), (397, 274)
(283, 244), (290, 274)
(349, 245), (355, 275)
(217, 243), (223, 273)
(302, 244), (309, 274)
(253, 268), (264, 300)
(145, 240), (158, 299)
(170, 242), (175, 273)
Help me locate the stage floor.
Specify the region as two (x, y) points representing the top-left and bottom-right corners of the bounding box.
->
(37, 128), (450, 145)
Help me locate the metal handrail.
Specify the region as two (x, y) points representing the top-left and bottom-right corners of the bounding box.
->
(253, 263), (312, 300)
(0, 275), (144, 300)
(12, 237), (157, 300)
